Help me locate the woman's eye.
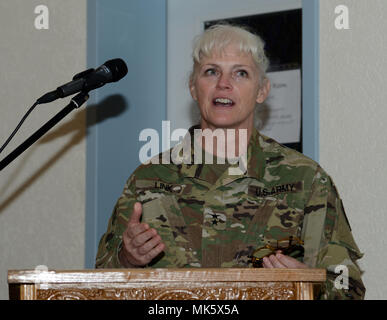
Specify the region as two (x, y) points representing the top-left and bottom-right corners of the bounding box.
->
(236, 70), (248, 78)
(204, 68), (217, 76)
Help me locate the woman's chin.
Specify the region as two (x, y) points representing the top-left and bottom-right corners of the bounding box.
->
(202, 118), (243, 130)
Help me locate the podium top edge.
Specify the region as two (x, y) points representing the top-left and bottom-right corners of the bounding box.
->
(8, 268), (326, 284)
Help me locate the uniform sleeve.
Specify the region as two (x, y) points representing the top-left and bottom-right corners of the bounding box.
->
(301, 166), (366, 300)
(95, 174), (138, 268)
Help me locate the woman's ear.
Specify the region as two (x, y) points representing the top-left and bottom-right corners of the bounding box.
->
(256, 78), (271, 104)
(189, 77), (198, 101)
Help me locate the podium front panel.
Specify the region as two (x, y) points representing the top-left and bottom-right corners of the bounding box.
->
(8, 268), (326, 300)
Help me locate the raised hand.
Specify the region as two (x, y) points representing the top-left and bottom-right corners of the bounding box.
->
(119, 202), (165, 267)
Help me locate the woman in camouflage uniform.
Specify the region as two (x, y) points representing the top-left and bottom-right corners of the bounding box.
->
(96, 25), (365, 299)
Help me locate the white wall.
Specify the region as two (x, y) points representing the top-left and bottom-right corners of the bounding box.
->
(319, 0), (387, 299)
(0, 0), (86, 299)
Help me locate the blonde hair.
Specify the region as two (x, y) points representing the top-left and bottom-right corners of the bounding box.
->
(190, 24), (269, 83)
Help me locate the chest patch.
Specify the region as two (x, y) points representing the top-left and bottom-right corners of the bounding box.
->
(248, 181), (303, 197)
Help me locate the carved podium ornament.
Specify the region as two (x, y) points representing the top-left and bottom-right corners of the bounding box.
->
(8, 268), (326, 300)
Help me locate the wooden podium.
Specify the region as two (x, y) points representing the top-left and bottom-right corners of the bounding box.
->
(8, 268), (326, 300)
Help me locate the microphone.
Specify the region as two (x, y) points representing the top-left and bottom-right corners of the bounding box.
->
(37, 58), (128, 104)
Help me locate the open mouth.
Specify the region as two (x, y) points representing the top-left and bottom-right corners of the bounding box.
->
(212, 97), (235, 107)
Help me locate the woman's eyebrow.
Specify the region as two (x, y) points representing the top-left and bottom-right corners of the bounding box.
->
(201, 63), (253, 69)
(233, 64), (254, 69)
(201, 63), (219, 68)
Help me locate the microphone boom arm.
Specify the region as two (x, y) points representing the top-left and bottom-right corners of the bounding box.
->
(0, 91), (89, 172)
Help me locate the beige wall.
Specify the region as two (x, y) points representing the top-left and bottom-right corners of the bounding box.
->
(0, 0), (87, 299)
(320, 0), (387, 299)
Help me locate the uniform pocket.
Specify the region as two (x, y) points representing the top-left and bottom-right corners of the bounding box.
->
(142, 195), (200, 267)
(226, 199), (277, 267)
(263, 199), (304, 245)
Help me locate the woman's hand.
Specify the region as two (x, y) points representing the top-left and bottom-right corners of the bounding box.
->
(262, 251), (309, 269)
(119, 202), (165, 267)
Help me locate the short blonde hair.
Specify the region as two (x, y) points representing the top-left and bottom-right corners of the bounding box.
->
(190, 24), (269, 83)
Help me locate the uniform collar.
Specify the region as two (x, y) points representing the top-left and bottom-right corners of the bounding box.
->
(164, 125), (267, 187)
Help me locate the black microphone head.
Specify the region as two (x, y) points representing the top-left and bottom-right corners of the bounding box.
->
(104, 58), (128, 82)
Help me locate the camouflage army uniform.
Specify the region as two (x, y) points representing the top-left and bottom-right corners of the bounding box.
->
(96, 126), (365, 299)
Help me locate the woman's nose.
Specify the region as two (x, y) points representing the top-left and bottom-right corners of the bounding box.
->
(216, 73), (233, 90)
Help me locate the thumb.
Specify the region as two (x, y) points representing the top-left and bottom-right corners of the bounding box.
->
(129, 202), (142, 224)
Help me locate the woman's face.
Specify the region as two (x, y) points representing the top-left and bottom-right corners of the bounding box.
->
(190, 44), (270, 131)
